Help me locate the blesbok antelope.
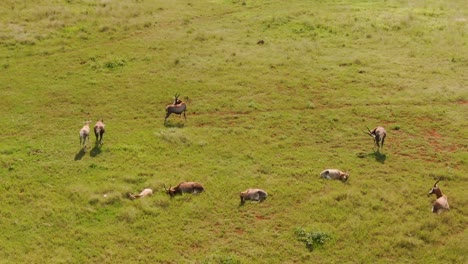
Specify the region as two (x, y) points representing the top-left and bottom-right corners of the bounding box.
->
(94, 120), (105, 145)
(164, 182), (204, 197)
(365, 126), (387, 149)
(165, 93), (187, 123)
(79, 121), (91, 150)
(128, 188), (153, 200)
(428, 180), (449, 214)
(240, 188), (268, 205)
(320, 169), (349, 182)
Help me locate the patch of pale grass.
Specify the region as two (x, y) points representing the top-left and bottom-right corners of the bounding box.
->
(118, 207), (138, 223)
(156, 128), (192, 145)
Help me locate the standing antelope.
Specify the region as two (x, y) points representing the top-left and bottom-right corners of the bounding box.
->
(164, 182), (204, 197)
(240, 188), (268, 205)
(320, 169), (349, 182)
(79, 121), (91, 150)
(365, 126), (386, 149)
(165, 93), (187, 123)
(128, 188), (153, 200)
(428, 180), (449, 214)
(94, 120), (105, 145)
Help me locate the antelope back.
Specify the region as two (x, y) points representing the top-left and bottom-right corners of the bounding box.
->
(432, 196), (449, 213)
(372, 127), (386, 142)
(256, 189), (268, 198)
(139, 188), (153, 196)
(95, 120), (105, 128)
(80, 121), (91, 135)
(376, 126), (386, 135)
(178, 182), (204, 193)
(320, 169), (340, 179)
(166, 103), (186, 113)
(243, 188), (267, 200)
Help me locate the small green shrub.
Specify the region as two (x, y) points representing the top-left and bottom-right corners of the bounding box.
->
(294, 228), (330, 251)
(103, 58), (126, 69)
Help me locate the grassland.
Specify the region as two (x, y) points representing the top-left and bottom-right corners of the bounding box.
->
(0, 0), (467, 263)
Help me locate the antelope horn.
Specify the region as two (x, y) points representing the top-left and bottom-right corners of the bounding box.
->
(434, 180), (440, 187)
(175, 92), (180, 98)
(163, 184), (168, 191)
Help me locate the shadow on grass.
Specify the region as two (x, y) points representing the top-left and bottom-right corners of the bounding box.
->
(90, 143), (102, 157)
(356, 150), (386, 164)
(372, 151), (386, 163)
(164, 121), (185, 128)
(74, 149), (86, 161)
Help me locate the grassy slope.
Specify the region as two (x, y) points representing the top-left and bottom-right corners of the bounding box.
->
(0, 0), (467, 263)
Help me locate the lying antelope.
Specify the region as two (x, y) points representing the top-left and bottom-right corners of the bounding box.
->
(320, 169), (349, 182)
(128, 188), (153, 200)
(79, 120), (92, 150)
(94, 120), (105, 145)
(365, 126), (386, 149)
(164, 182), (204, 197)
(240, 188), (268, 205)
(428, 180), (449, 214)
(165, 93), (187, 123)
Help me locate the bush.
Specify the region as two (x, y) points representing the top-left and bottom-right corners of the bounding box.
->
(294, 228), (331, 251)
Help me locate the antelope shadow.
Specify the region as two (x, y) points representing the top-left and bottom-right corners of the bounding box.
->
(90, 143), (102, 157)
(356, 151), (386, 164)
(371, 150), (386, 164)
(74, 149), (86, 161)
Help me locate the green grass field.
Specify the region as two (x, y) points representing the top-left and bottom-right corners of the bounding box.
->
(0, 0), (467, 263)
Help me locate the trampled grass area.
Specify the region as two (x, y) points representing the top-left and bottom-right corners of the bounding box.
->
(0, 0), (467, 263)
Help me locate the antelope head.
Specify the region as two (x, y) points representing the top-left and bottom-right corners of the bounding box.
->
(164, 184), (176, 197)
(173, 93), (182, 105)
(428, 180), (440, 196)
(341, 171), (350, 182)
(364, 126), (375, 138)
(164, 184), (170, 194)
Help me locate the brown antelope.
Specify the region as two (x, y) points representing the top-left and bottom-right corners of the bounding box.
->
(240, 188), (268, 205)
(164, 182), (204, 197)
(428, 180), (449, 214)
(365, 126), (386, 149)
(320, 169), (349, 182)
(94, 120), (105, 145)
(79, 121), (91, 150)
(128, 188), (153, 200)
(165, 93), (187, 123)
